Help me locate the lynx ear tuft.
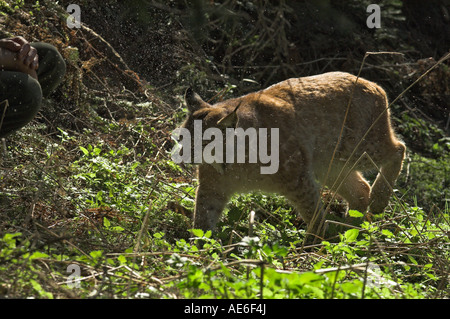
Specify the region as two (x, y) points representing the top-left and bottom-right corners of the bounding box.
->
(217, 102), (242, 128)
(185, 88), (210, 112)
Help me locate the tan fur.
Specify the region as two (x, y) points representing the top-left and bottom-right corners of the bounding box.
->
(178, 71), (406, 239)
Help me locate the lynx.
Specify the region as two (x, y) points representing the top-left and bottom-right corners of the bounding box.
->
(176, 71), (406, 240)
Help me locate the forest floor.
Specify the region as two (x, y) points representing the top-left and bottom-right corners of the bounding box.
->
(0, 0), (449, 300)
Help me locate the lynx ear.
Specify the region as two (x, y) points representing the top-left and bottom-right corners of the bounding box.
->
(185, 88), (210, 112)
(217, 102), (242, 128)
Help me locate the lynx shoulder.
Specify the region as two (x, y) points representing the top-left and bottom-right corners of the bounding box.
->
(174, 71), (406, 240)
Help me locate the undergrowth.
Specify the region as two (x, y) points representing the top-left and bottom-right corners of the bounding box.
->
(1, 115), (449, 299)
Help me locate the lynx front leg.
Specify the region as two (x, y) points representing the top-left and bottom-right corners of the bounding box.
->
(284, 172), (327, 241)
(193, 183), (231, 232)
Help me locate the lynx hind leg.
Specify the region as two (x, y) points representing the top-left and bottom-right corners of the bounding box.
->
(369, 140), (406, 214)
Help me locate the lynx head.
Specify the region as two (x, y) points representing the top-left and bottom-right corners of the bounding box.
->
(181, 88), (240, 132)
(172, 88), (242, 170)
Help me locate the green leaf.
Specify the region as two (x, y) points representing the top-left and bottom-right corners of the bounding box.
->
(29, 251), (49, 260)
(90, 250), (103, 260)
(80, 146), (89, 156)
(348, 210), (364, 218)
(117, 255), (127, 264)
(298, 272), (323, 284)
(408, 255), (418, 265)
(426, 273), (438, 281)
(111, 226), (124, 233)
(103, 217), (111, 228)
(204, 230), (212, 238)
(344, 229), (359, 242)
(93, 147), (102, 156)
(341, 281), (362, 295)
(30, 279), (53, 299)
(191, 229), (204, 238)
(381, 229), (394, 238)
(2, 232), (21, 248)
(153, 232), (164, 239)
